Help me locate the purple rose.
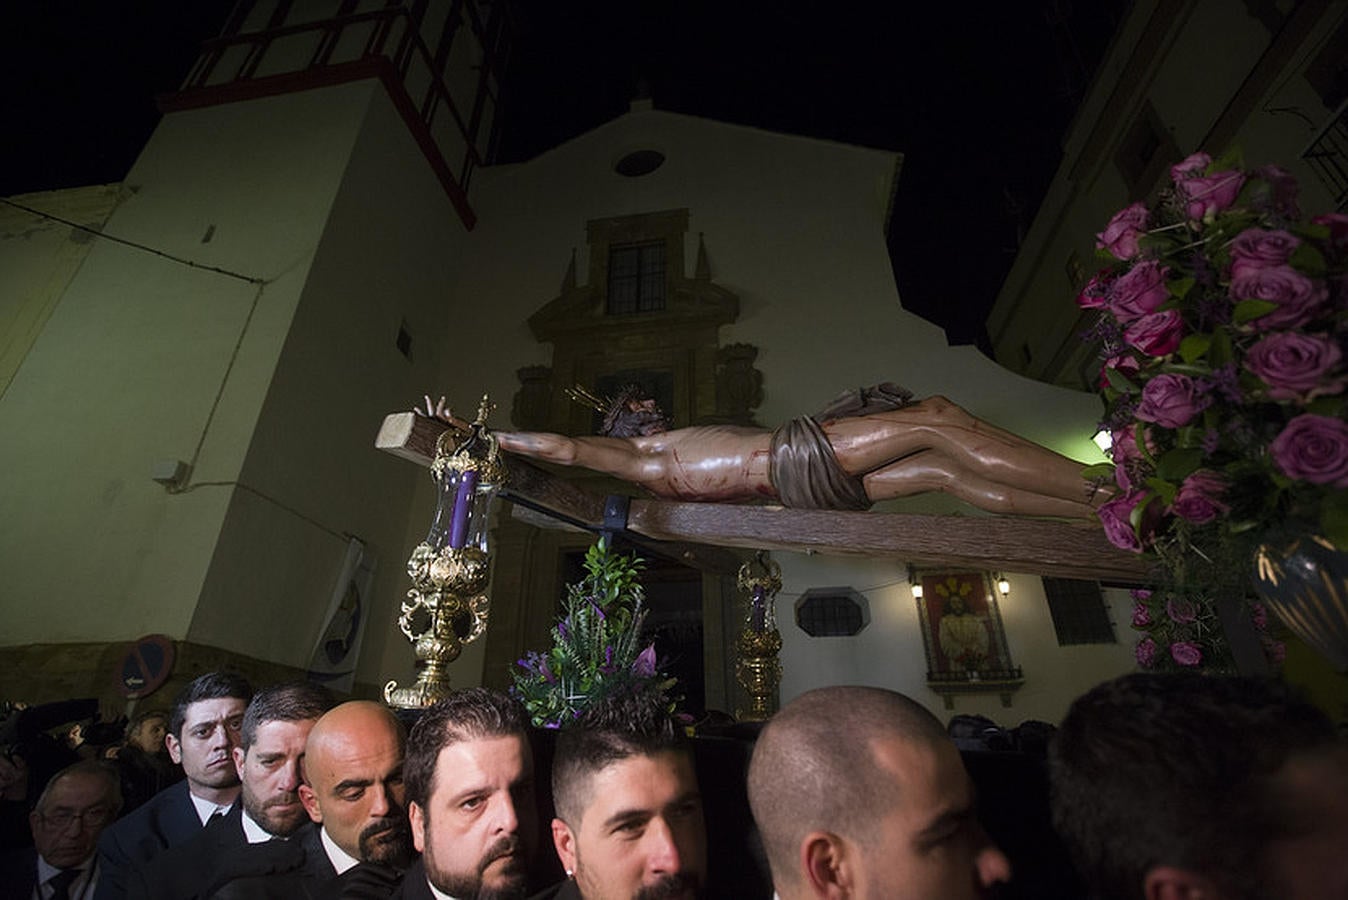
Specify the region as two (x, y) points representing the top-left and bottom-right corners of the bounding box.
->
(1230, 265), (1328, 330)
(1130, 588), (1153, 602)
(1124, 309), (1184, 357)
(1170, 153), (1244, 220)
(1170, 470), (1230, 525)
(1076, 270), (1114, 310)
(1096, 202), (1149, 260)
(1111, 425), (1156, 491)
(1135, 373), (1205, 428)
(1131, 602), (1152, 628)
(1099, 353), (1141, 389)
(1108, 261), (1171, 322)
(1165, 596), (1199, 624)
(1170, 152), (1211, 182)
(1097, 490), (1148, 552)
(1136, 637), (1158, 668)
(1270, 414), (1348, 487)
(1229, 228), (1300, 278)
(1245, 332), (1344, 401)
(1170, 641), (1203, 667)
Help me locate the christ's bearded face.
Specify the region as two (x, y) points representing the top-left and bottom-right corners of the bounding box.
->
(605, 398), (669, 438)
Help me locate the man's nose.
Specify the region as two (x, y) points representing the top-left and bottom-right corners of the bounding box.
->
(279, 759), (302, 791)
(644, 818), (682, 876)
(977, 843), (1012, 887)
(369, 782), (391, 817)
(491, 794), (520, 834)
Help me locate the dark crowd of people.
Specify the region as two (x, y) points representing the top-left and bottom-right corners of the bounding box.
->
(0, 670), (1344, 899)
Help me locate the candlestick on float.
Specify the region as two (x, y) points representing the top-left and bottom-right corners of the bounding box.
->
(735, 551), (783, 721)
(386, 395), (505, 709)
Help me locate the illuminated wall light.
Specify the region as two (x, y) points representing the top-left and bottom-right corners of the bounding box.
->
(1093, 430), (1112, 453)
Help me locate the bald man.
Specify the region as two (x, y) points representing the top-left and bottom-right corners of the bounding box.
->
(747, 686), (1010, 899)
(299, 700), (414, 874)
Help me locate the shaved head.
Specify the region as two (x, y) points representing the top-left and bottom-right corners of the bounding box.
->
(300, 701), (412, 867)
(747, 686), (950, 890)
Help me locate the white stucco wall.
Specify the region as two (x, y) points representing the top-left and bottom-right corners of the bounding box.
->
(0, 81), (376, 645)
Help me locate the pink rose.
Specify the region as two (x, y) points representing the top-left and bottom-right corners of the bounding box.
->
(1096, 202), (1149, 260)
(1111, 425), (1156, 491)
(1245, 332), (1345, 400)
(1097, 490), (1148, 552)
(1135, 373), (1204, 428)
(1170, 153), (1244, 220)
(1270, 414), (1348, 487)
(1108, 261), (1171, 322)
(1131, 602), (1152, 628)
(1230, 265), (1328, 330)
(1229, 228), (1300, 278)
(1100, 354), (1142, 389)
(1124, 309), (1184, 357)
(1076, 270), (1114, 310)
(1170, 641), (1203, 666)
(1169, 470), (1230, 525)
(1135, 637), (1158, 668)
(1130, 588), (1153, 602)
(1170, 152), (1212, 182)
(1165, 596), (1199, 624)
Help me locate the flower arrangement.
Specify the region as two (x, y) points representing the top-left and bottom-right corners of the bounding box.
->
(1079, 152), (1348, 574)
(511, 538), (677, 728)
(1128, 587), (1284, 673)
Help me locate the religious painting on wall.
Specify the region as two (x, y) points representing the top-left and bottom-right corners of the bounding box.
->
(914, 571), (1019, 683)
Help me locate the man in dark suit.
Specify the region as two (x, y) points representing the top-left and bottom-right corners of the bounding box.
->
(529, 696), (704, 900)
(95, 672), (253, 900)
(126, 680), (335, 899)
(0, 759), (121, 900)
(747, 686), (1011, 900)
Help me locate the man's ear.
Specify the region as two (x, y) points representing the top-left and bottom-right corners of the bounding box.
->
(409, 801), (427, 854)
(165, 733), (182, 765)
(1144, 865), (1222, 900)
(298, 783), (322, 824)
(552, 818), (578, 876)
(231, 745), (246, 780)
(800, 831), (853, 898)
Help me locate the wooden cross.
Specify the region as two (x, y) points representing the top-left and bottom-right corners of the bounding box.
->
(376, 411), (1153, 582)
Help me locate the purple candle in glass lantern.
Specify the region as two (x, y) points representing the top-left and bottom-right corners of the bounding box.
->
(448, 469), (479, 549)
(750, 585), (766, 632)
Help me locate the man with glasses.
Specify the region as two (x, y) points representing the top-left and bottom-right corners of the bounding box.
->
(0, 759), (121, 899)
(95, 672), (252, 899)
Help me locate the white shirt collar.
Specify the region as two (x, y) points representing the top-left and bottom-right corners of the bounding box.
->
(36, 853), (96, 898)
(188, 791), (233, 826)
(241, 807), (284, 843)
(319, 826), (361, 875)
(426, 881), (462, 900)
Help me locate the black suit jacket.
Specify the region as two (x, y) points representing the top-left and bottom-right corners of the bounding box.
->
(129, 805), (311, 900)
(96, 780), (206, 900)
(205, 822), (337, 900)
(388, 859), (435, 900)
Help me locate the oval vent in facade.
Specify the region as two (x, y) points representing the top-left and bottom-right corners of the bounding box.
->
(614, 149), (666, 177)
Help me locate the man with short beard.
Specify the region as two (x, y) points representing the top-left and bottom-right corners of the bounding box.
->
(382, 688), (540, 900)
(531, 695), (707, 900)
(127, 680), (335, 899)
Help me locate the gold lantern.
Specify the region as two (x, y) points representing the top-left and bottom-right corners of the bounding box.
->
(735, 551), (783, 721)
(385, 396), (505, 709)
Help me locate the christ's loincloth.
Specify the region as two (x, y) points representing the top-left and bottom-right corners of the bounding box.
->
(768, 382), (915, 510)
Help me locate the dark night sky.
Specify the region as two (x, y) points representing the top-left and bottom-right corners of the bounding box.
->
(2, 1), (1128, 348)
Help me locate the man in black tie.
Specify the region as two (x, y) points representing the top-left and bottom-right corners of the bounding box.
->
(126, 681), (335, 899)
(95, 672), (252, 899)
(0, 759), (121, 900)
